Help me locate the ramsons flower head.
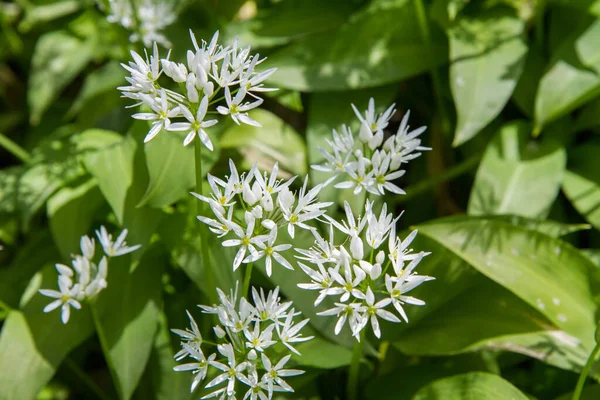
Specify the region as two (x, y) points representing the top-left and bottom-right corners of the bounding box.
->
(313, 98), (430, 196)
(296, 201), (433, 340)
(193, 159), (332, 274)
(172, 283), (311, 399)
(120, 30), (277, 148)
(39, 227), (140, 324)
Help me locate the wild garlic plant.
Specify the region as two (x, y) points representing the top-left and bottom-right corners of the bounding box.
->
(39, 227), (140, 324)
(194, 159), (332, 274)
(101, 0), (177, 47)
(119, 30), (276, 148)
(172, 285), (312, 399)
(313, 98), (431, 195)
(296, 201), (433, 340)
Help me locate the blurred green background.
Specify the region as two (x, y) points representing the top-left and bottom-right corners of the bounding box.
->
(2, 0), (600, 399)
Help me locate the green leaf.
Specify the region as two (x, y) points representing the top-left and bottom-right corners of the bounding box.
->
(94, 247), (164, 400)
(19, 1), (81, 32)
(294, 336), (353, 369)
(549, 0), (600, 17)
(0, 230), (59, 308)
(68, 61), (125, 117)
(84, 135), (135, 224)
(449, 7), (528, 146)
(468, 121), (566, 218)
(416, 216), (600, 348)
(412, 372), (529, 400)
(0, 266), (94, 400)
(513, 47), (546, 118)
(563, 144), (600, 231)
(535, 20), (600, 129)
(263, 0), (448, 91)
(138, 130), (218, 208)
(220, 109), (306, 175)
(224, 0), (356, 48)
(555, 384), (600, 400)
(47, 180), (105, 259)
(485, 215), (590, 238)
(394, 279), (555, 356)
(28, 31), (93, 125)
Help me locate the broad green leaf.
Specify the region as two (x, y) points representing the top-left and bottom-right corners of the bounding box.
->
(47, 180), (105, 259)
(412, 372), (529, 400)
(84, 135), (135, 224)
(468, 121), (566, 218)
(487, 215), (590, 238)
(549, 0), (600, 16)
(0, 230), (59, 308)
(224, 0), (356, 48)
(563, 144), (600, 231)
(220, 109), (306, 175)
(416, 217), (600, 348)
(394, 279), (555, 356)
(449, 8), (528, 146)
(28, 31), (93, 125)
(94, 247), (164, 400)
(0, 266), (94, 400)
(513, 47), (546, 118)
(294, 336), (353, 369)
(470, 330), (596, 378)
(138, 130), (218, 208)
(556, 385), (600, 400)
(72, 128), (124, 152)
(134, 312), (190, 400)
(264, 0), (448, 91)
(19, 1), (81, 32)
(68, 61), (125, 117)
(535, 20), (600, 129)
(306, 87), (398, 204)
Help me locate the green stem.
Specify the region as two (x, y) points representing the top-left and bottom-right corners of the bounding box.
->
(90, 303), (120, 396)
(414, 0), (451, 136)
(347, 333), (365, 400)
(64, 357), (113, 400)
(0, 131), (30, 163)
(398, 155), (480, 203)
(195, 140), (217, 306)
(242, 262), (254, 297)
(572, 342), (600, 400)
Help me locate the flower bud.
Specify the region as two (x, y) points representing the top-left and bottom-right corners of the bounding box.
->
(186, 73), (199, 103)
(247, 349), (257, 361)
(80, 236), (95, 260)
(251, 205), (263, 219)
(350, 235), (364, 260)
(261, 193), (274, 212)
(359, 122), (373, 143)
(261, 219), (275, 230)
(214, 325), (226, 338)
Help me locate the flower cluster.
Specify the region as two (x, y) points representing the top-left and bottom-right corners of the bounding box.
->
(313, 98), (430, 196)
(172, 284), (312, 399)
(39, 227), (140, 324)
(296, 201), (433, 340)
(120, 30), (276, 148)
(194, 159), (332, 274)
(102, 0), (176, 47)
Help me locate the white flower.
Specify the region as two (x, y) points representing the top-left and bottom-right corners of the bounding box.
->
(132, 89), (181, 143)
(355, 287), (400, 339)
(297, 261), (334, 306)
(172, 310), (203, 360)
(260, 353), (304, 396)
(252, 287), (291, 322)
(207, 344), (248, 396)
(385, 272), (433, 323)
(95, 226), (141, 257)
(39, 276), (82, 324)
(276, 310), (312, 355)
(174, 344), (216, 392)
(243, 227), (292, 277)
(351, 98), (395, 136)
(371, 150), (406, 195)
(222, 212), (260, 271)
(317, 302), (364, 338)
(244, 322), (276, 352)
(217, 87), (263, 126)
(167, 96), (218, 148)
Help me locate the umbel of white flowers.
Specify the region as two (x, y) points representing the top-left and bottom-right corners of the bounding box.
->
(119, 30), (277, 148)
(39, 227), (141, 324)
(194, 159), (332, 274)
(313, 98), (431, 196)
(172, 283), (312, 399)
(295, 201), (434, 340)
(100, 0), (176, 47)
